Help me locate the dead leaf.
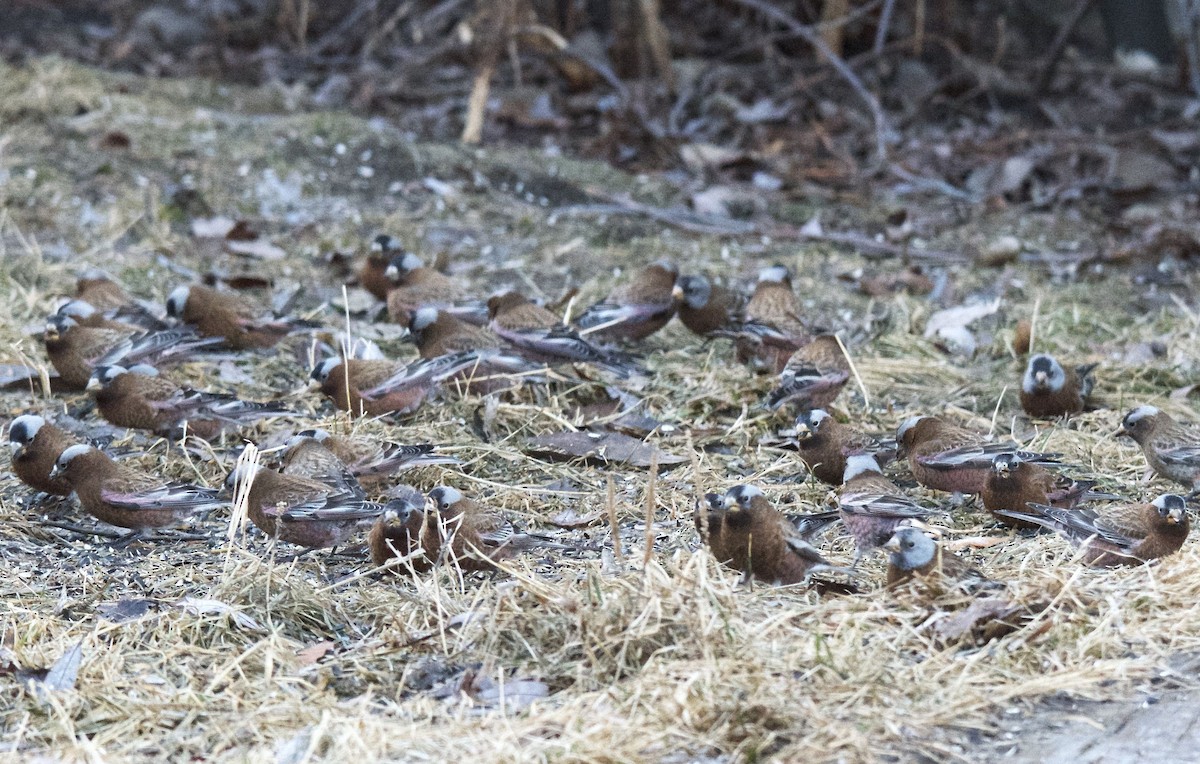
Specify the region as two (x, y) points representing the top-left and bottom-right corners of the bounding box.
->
(1013, 319), (1032, 356)
(1110, 148), (1176, 194)
(526, 430), (685, 469)
(98, 130), (131, 150)
(29, 639), (83, 700)
(191, 216), (237, 238)
(295, 640), (335, 666)
(0, 363), (41, 389)
(176, 598), (263, 632)
(1171, 384), (1200, 401)
(97, 598), (156, 623)
(924, 298), (1000, 356)
(460, 671), (549, 713)
(548, 508), (603, 528)
(932, 597), (1032, 644)
(225, 239), (287, 260)
(679, 143), (745, 171)
(225, 220), (259, 241)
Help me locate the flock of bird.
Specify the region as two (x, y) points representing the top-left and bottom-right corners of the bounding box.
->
(7, 234), (1200, 591)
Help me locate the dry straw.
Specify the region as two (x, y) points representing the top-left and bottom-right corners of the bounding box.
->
(2, 57), (1200, 763)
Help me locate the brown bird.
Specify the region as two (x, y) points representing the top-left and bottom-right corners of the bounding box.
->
(74, 268), (133, 312)
(409, 307), (542, 388)
(735, 265), (809, 373)
(884, 525), (993, 590)
(284, 428), (457, 484)
(427, 485), (529, 571)
(9, 414), (79, 496)
(87, 364), (291, 440)
(71, 269), (166, 330)
(765, 335), (851, 411)
(792, 409), (894, 486)
(50, 444), (224, 529)
(487, 291), (638, 377)
(309, 352), (485, 417)
(43, 314), (221, 390)
(1019, 353), (1097, 418)
(384, 253), (487, 326)
(368, 485), (438, 572)
(838, 454), (940, 561)
(225, 461), (385, 548)
(980, 453), (1107, 529)
(1117, 405), (1200, 496)
(410, 306), (500, 358)
(56, 299), (163, 333)
(695, 485), (836, 585)
(996, 494), (1190, 567)
(672, 274), (746, 338)
(166, 284), (315, 350)
(572, 259), (679, 341)
(896, 415), (1058, 495)
(279, 432), (364, 495)
(359, 234), (403, 301)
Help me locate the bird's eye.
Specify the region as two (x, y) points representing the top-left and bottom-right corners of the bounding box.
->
(904, 540), (914, 548)
(440, 501), (449, 510)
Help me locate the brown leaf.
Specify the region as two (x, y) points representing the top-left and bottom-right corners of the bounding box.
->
(225, 220), (259, 241)
(295, 640), (335, 666)
(98, 130), (131, 150)
(933, 597), (1032, 644)
(525, 430), (685, 469)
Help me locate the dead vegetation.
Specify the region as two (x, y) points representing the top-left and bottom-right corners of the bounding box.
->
(0, 54), (1199, 763)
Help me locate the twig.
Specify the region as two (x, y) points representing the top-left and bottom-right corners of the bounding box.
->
(873, 0), (896, 56)
(462, 61), (496, 145)
(606, 477), (624, 566)
(725, 0), (890, 166)
(559, 191), (969, 262)
(642, 452), (658, 569)
(833, 334), (869, 410)
(1035, 0), (1097, 94)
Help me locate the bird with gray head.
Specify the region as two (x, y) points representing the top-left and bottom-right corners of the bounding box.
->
(1019, 353), (1096, 418)
(1117, 405), (1200, 497)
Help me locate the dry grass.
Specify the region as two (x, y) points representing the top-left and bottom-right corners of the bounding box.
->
(2, 58), (1200, 763)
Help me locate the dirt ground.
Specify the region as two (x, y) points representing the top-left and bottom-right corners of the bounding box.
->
(2, 57), (1200, 762)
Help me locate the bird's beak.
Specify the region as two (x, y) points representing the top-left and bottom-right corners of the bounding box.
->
(85, 376), (103, 392)
(44, 328), (59, 341)
(384, 264), (400, 281)
(1034, 371), (1048, 386)
(1113, 426), (1129, 439)
(1168, 507), (1186, 525)
(671, 285), (685, 302)
(370, 241), (383, 253)
(883, 535), (902, 553)
(10, 442), (24, 458)
(49, 463), (63, 479)
(721, 495), (739, 512)
(794, 423), (812, 440)
(306, 378), (323, 392)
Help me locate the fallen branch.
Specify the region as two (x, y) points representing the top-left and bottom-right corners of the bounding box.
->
(561, 190), (969, 262)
